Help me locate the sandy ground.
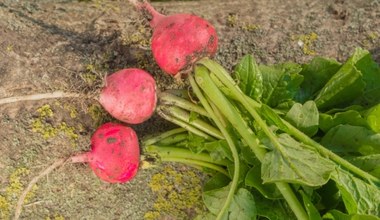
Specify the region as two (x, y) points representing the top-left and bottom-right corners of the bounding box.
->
(0, 0), (379, 219)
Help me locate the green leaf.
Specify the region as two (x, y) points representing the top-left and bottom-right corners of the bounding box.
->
(186, 132), (206, 153)
(204, 172), (231, 192)
(315, 180), (341, 211)
(285, 100), (319, 136)
(234, 54), (263, 101)
(189, 111), (200, 122)
(362, 103), (380, 133)
(314, 62), (365, 110)
(319, 110), (368, 133)
(260, 63), (303, 107)
(345, 154), (380, 178)
(324, 105), (365, 115)
(203, 186), (256, 220)
(229, 188), (257, 220)
(227, 160), (250, 185)
(300, 190), (322, 220)
(321, 125), (380, 155)
(351, 48), (380, 106)
(260, 104), (290, 133)
(203, 185), (230, 216)
(261, 133), (335, 186)
(245, 165), (281, 199)
(254, 192), (296, 220)
(323, 210), (380, 220)
(203, 140), (233, 161)
(332, 168), (380, 216)
(240, 145), (260, 166)
(296, 57), (341, 102)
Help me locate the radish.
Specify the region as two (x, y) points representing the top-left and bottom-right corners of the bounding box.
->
(0, 68), (157, 124)
(74, 122), (140, 183)
(14, 122), (140, 219)
(130, 0), (218, 76)
(99, 68), (157, 124)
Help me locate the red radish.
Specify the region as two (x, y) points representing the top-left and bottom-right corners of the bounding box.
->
(99, 68), (157, 124)
(73, 122), (140, 183)
(14, 123), (140, 219)
(131, 0), (218, 76)
(0, 68), (157, 124)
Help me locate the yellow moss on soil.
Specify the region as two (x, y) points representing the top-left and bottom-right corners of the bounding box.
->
(46, 213), (65, 220)
(293, 32), (318, 55)
(368, 32), (378, 40)
(63, 104), (78, 119)
(144, 166), (205, 220)
(242, 23), (260, 32)
(0, 168), (38, 219)
(80, 64), (101, 87)
(121, 25), (150, 48)
(226, 14), (238, 27)
(6, 44), (13, 52)
(31, 104), (79, 146)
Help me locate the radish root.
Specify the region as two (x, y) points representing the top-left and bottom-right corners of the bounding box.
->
(13, 156), (85, 220)
(0, 91), (80, 106)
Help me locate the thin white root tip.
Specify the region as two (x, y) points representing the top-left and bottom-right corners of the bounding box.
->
(0, 91), (80, 106)
(13, 158), (68, 220)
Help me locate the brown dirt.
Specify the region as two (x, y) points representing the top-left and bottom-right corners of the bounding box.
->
(0, 0), (379, 219)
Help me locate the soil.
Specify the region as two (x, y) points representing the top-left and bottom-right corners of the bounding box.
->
(0, 0), (379, 219)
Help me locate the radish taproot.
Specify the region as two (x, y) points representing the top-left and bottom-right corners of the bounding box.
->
(14, 122), (140, 219)
(130, 0), (218, 76)
(99, 68), (157, 124)
(0, 68), (157, 124)
(74, 122), (140, 183)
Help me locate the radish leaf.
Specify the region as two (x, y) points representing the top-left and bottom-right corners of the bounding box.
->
(229, 188), (256, 220)
(321, 125), (380, 155)
(323, 210), (380, 220)
(245, 165), (281, 199)
(345, 154), (380, 178)
(300, 190), (322, 220)
(234, 54), (263, 101)
(260, 63), (303, 108)
(262, 133), (335, 186)
(314, 51), (366, 109)
(296, 57), (341, 103)
(319, 110), (368, 133)
(285, 100), (319, 136)
(332, 168), (380, 216)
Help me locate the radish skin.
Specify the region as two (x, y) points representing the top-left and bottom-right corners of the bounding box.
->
(130, 0), (218, 76)
(99, 68), (157, 124)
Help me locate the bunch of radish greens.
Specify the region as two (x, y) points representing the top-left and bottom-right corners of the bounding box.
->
(143, 48), (380, 220)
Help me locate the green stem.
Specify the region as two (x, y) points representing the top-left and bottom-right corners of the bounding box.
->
(143, 127), (187, 146)
(160, 105), (224, 139)
(196, 60), (308, 220)
(191, 69), (240, 220)
(160, 157), (229, 176)
(156, 133), (188, 146)
(159, 91), (210, 117)
(145, 145), (229, 166)
(157, 107), (215, 140)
